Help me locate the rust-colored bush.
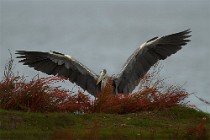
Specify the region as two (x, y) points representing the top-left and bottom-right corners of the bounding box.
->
(90, 82), (188, 114)
(0, 56), (189, 113)
(0, 54), (91, 112)
(89, 63), (189, 114)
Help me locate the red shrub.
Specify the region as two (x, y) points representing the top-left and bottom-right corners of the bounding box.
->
(90, 82), (188, 114)
(0, 54), (91, 112)
(0, 74), (92, 112)
(56, 91), (91, 113)
(0, 56), (189, 113)
(89, 63), (189, 114)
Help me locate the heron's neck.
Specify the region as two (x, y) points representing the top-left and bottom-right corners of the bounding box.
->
(101, 75), (109, 89)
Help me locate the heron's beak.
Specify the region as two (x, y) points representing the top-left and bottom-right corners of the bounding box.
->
(96, 74), (103, 85)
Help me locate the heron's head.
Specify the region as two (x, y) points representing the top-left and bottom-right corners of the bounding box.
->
(96, 69), (107, 85)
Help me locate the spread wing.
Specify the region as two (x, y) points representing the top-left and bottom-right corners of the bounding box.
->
(115, 29), (191, 93)
(16, 51), (100, 96)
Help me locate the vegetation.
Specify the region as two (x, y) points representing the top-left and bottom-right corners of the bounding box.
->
(0, 54), (189, 114)
(0, 106), (209, 140)
(0, 53), (209, 139)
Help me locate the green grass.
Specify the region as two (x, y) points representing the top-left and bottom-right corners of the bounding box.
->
(0, 106), (209, 140)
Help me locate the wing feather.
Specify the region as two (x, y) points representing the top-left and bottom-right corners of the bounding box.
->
(115, 29), (191, 93)
(16, 51), (100, 96)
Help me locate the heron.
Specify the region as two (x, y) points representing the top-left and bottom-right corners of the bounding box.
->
(16, 29), (191, 96)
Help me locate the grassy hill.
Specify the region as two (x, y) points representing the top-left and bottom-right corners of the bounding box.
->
(0, 106), (209, 140)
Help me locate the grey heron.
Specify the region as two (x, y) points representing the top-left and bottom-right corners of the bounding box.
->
(16, 29), (191, 96)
